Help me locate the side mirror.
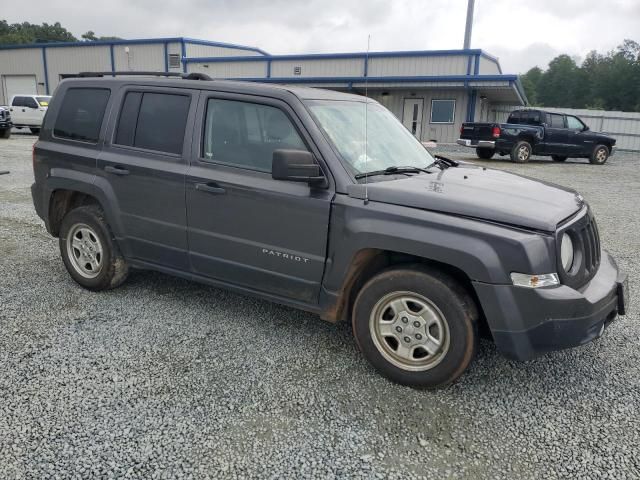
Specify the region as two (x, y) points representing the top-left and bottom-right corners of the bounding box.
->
(272, 149), (326, 186)
(583, 125), (590, 132)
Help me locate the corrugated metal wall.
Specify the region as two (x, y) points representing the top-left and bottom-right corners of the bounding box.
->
(185, 44), (263, 58)
(369, 89), (468, 143)
(112, 43), (165, 72)
(270, 58), (364, 78)
(491, 106), (640, 152)
(368, 55), (468, 77)
(477, 57), (500, 75)
(0, 48), (47, 103)
(46, 45), (112, 92)
(188, 61), (268, 78)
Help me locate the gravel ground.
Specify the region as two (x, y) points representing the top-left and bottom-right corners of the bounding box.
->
(1, 133), (639, 479)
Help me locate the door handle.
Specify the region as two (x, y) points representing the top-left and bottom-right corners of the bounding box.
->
(195, 182), (226, 195)
(104, 165), (130, 176)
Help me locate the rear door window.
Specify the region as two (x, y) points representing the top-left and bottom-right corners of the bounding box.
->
(114, 91), (191, 155)
(53, 88), (111, 143)
(549, 114), (565, 128)
(507, 111), (521, 124)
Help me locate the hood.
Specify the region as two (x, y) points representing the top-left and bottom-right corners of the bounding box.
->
(347, 164), (584, 232)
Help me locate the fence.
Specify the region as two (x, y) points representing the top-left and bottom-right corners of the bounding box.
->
(490, 106), (640, 152)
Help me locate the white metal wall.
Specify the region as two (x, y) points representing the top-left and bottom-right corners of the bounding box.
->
(369, 89), (469, 143)
(0, 48), (46, 104)
(477, 57), (501, 75)
(491, 106), (640, 152)
(188, 61), (268, 78)
(185, 44), (264, 58)
(368, 55), (468, 77)
(46, 45), (112, 92)
(271, 58), (363, 78)
(112, 43), (165, 72)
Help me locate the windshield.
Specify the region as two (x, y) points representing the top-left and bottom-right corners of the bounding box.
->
(306, 100), (435, 177)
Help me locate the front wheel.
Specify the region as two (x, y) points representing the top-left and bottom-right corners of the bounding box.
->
(352, 266), (478, 388)
(59, 205), (129, 291)
(475, 147), (495, 160)
(589, 145), (609, 165)
(551, 155), (567, 162)
(510, 141), (532, 163)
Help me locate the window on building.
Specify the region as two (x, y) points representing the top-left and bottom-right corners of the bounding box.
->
(53, 88), (111, 143)
(202, 98), (307, 172)
(549, 113), (565, 128)
(566, 116), (584, 130)
(168, 54), (181, 69)
(430, 99), (455, 124)
(114, 91), (191, 155)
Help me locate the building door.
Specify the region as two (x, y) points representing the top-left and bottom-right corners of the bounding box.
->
(2, 75), (37, 104)
(402, 98), (424, 138)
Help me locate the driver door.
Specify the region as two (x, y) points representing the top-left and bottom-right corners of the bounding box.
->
(186, 93), (332, 303)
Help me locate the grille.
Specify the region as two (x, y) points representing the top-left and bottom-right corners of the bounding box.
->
(558, 208), (601, 289)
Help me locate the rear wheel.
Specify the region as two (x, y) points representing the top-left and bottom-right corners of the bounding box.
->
(475, 147), (495, 160)
(30, 127), (41, 135)
(0, 129), (10, 139)
(551, 155), (567, 162)
(589, 145), (609, 165)
(510, 141), (532, 163)
(59, 205), (128, 291)
(352, 266), (478, 388)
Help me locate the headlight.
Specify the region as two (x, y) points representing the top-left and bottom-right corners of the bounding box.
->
(560, 233), (574, 272)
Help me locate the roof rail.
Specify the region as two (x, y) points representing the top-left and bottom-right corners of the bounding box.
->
(76, 71), (213, 81)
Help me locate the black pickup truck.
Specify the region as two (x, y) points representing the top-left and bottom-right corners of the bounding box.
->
(458, 109), (616, 164)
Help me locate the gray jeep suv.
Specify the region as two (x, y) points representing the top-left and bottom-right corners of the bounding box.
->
(31, 73), (628, 388)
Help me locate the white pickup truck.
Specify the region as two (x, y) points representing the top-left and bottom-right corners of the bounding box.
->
(8, 94), (51, 134)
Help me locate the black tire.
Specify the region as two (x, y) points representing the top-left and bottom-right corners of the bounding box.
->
(551, 155), (567, 162)
(510, 140), (532, 163)
(30, 127), (41, 135)
(0, 128), (10, 139)
(59, 205), (128, 291)
(589, 144), (609, 165)
(475, 147), (495, 160)
(352, 265), (478, 388)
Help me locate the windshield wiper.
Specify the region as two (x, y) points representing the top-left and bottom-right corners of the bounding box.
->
(355, 165), (431, 179)
(430, 155), (460, 169)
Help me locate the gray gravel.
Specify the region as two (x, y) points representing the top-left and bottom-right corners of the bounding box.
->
(1, 132), (639, 479)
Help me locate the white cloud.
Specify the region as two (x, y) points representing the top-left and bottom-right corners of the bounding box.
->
(2, 0), (638, 73)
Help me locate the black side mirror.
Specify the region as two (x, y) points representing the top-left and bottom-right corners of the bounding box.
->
(272, 149), (326, 186)
(583, 125), (590, 132)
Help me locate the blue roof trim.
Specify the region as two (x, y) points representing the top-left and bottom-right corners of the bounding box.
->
(226, 74), (519, 84)
(0, 36), (267, 55)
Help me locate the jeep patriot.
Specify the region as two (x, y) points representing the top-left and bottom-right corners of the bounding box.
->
(31, 73), (628, 388)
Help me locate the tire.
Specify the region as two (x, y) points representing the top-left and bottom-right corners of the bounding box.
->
(589, 144), (609, 165)
(475, 147), (495, 160)
(59, 205), (128, 291)
(352, 265), (478, 388)
(0, 129), (10, 139)
(30, 127), (41, 135)
(551, 155), (567, 162)
(510, 140), (532, 163)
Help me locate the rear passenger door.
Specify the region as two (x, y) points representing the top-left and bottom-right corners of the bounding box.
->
(185, 93), (332, 304)
(541, 113), (568, 154)
(98, 86), (198, 270)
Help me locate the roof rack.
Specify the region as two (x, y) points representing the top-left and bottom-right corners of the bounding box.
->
(76, 71), (213, 81)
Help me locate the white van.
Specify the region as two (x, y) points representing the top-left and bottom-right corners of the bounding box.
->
(9, 95), (51, 134)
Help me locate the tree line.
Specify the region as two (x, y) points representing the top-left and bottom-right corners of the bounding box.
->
(0, 20), (120, 45)
(520, 40), (640, 112)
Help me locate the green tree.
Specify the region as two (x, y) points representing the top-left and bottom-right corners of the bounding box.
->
(520, 66), (543, 105)
(0, 20), (77, 44)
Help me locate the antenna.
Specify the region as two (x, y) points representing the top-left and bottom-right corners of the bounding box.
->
(364, 34), (370, 205)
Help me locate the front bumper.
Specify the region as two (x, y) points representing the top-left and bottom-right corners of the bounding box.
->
(457, 138), (496, 149)
(473, 250), (628, 361)
(0, 121), (12, 130)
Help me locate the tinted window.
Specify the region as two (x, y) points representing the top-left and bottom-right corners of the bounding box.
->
(523, 111), (541, 125)
(507, 111), (522, 124)
(430, 99), (455, 123)
(202, 99), (307, 172)
(567, 116), (584, 130)
(114, 92), (190, 155)
(24, 97), (39, 108)
(549, 114), (565, 128)
(12, 97), (25, 107)
(53, 88), (110, 143)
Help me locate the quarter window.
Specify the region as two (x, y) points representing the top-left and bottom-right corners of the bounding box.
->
(53, 88), (110, 143)
(430, 99), (455, 124)
(202, 99), (307, 172)
(114, 92), (191, 155)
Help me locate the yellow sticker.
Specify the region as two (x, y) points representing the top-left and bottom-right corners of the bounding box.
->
(39, 101), (49, 106)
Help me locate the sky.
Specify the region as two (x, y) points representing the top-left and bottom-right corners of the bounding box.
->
(3, 0), (639, 73)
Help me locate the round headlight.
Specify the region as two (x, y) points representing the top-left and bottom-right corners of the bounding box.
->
(560, 233), (574, 272)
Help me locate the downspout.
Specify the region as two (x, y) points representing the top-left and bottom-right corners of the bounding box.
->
(41, 47), (50, 95)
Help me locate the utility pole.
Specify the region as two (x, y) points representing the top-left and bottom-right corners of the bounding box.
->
(463, 0), (475, 49)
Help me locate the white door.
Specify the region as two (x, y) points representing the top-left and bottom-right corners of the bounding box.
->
(402, 98), (424, 138)
(3, 75), (37, 104)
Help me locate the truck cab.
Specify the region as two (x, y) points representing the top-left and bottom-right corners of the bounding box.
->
(9, 94), (51, 134)
(31, 74), (627, 388)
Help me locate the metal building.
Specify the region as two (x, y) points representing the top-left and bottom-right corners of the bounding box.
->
(0, 37), (526, 143)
